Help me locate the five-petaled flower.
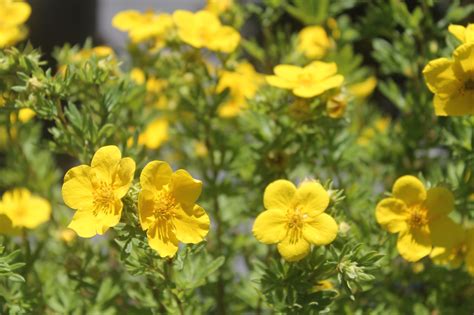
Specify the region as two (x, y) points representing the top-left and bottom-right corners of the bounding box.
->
(62, 145), (136, 237)
(423, 42), (474, 116)
(266, 62), (344, 98)
(375, 175), (456, 262)
(138, 161), (210, 258)
(252, 179), (338, 262)
(297, 26), (331, 59)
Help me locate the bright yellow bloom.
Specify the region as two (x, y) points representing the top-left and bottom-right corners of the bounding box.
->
(449, 24), (474, 44)
(205, 0), (233, 15)
(173, 10), (240, 53)
(430, 224), (474, 275)
(423, 42), (474, 116)
(62, 146), (136, 237)
(266, 62), (344, 98)
(112, 10), (173, 47)
(297, 26), (331, 59)
(0, 188), (51, 229)
(0, 0), (31, 47)
(137, 118), (169, 149)
(217, 62), (263, 117)
(138, 161), (210, 258)
(375, 175), (456, 262)
(253, 179), (338, 262)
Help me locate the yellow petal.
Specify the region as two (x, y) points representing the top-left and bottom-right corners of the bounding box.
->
(429, 216), (463, 248)
(392, 175), (426, 206)
(252, 209), (288, 244)
(425, 187), (454, 219)
(68, 210), (99, 238)
(449, 24), (466, 42)
(94, 199), (123, 234)
(113, 157), (136, 198)
(435, 91), (474, 116)
(466, 230), (474, 275)
(295, 181), (329, 215)
(172, 10), (194, 29)
(0, 214), (21, 236)
(140, 160), (172, 191)
(433, 95), (448, 116)
(293, 74), (344, 98)
(170, 169), (202, 207)
(21, 195), (51, 229)
(263, 179), (296, 210)
(453, 42), (474, 77)
(209, 26), (240, 53)
(112, 10), (142, 31)
(302, 213), (338, 245)
(147, 222), (179, 258)
(422, 58), (461, 96)
(62, 165), (95, 210)
(274, 65), (303, 81)
(91, 145), (122, 181)
(396, 228), (431, 262)
(277, 235), (310, 262)
(0, 2), (31, 26)
(174, 205), (210, 243)
(265, 75), (294, 89)
(375, 198), (409, 233)
(138, 189), (156, 231)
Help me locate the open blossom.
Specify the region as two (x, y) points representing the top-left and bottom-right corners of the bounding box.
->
(0, 188), (51, 229)
(375, 175), (456, 262)
(0, 0), (31, 48)
(423, 42), (474, 116)
(138, 161), (210, 258)
(449, 23), (474, 44)
(297, 26), (331, 59)
(172, 10), (240, 53)
(253, 179), (338, 262)
(266, 62), (344, 98)
(62, 146), (136, 237)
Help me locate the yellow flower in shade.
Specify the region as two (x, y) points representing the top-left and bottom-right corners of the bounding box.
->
(326, 94), (347, 118)
(62, 146), (136, 237)
(430, 224), (474, 275)
(138, 161), (210, 258)
(217, 62), (263, 117)
(138, 118), (169, 150)
(252, 179), (338, 262)
(0, 188), (51, 229)
(449, 24), (474, 44)
(297, 26), (331, 59)
(205, 0), (233, 15)
(266, 62), (344, 98)
(422, 42), (474, 116)
(0, 0), (31, 47)
(172, 10), (240, 53)
(375, 175), (457, 262)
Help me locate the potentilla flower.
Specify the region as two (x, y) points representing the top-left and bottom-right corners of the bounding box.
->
(62, 145), (136, 237)
(0, 0), (31, 47)
(0, 188), (51, 229)
(138, 161), (210, 258)
(137, 118), (169, 150)
(252, 179), (338, 262)
(297, 26), (331, 59)
(423, 42), (474, 116)
(172, 10), (240, 53)
(449, 23), (474, 44)
(266, 62), (344, 98)
(375, 175), (456, 262)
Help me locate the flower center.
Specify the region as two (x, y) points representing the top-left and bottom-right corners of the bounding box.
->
(408, 204), (428, 229)
(153, 190), (178, 221)
(286, 208), (308, 243)
(298, 73), (314, 86)
(465, 78), (474, 91)
(92, 182), (114, 214)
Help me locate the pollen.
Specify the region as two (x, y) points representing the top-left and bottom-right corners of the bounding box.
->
(408, 204), (428, 228)
(153, 190), (178, 221)
(93, 182), (115, 213)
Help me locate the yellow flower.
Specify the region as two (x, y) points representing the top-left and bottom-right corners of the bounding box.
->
(266, 62), (344, 98)
(112, 10), (173, 47)
(62, 145), (136, 237)
(375, 175), (456, 262)
(59, 228), (76, 244)
(252, 179), (338, 262)
(217, 62), (263, 117)
(173, 10), (240, 53)
(130, 68), (146, 85)
(297, 26), (331, 59)
(423, 42), (474, 116)
(430, 224), (474, 274)
(326, 94), (347, 118)
(0, 188), (51, 229)
(138, 118), (169, 149)
(138, 161), (210, 258)
(205, 0), (233, 15)
(0, 0), (31, 48)
(449, 24), (474, 44)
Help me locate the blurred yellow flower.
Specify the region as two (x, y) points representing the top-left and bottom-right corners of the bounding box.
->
(112, 10), (173, 48)
(138, 161), (210, 258)
(266, 62), (344, 98)
(348, 76), (377, 100)
(137, 118), (169, 150)
(449, 23), (474, 44)
(0, 188), (51, 229)
(173, 10), (240, 53)
(62, 145), (136, 237)
(312, 280), (335, 292)
(59, 228), (76, 244)
(297, 26), (331, 59)
(375, 175), (456, 262)
(253, 179), (338, 262)
(217, 62), (263, 117)
(326, 94), (347, 118)
(423, 42), (474, 116)
(205, 0), (233, 15)
(130, 67), (146, 85)
(0, 0), (31, 47)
